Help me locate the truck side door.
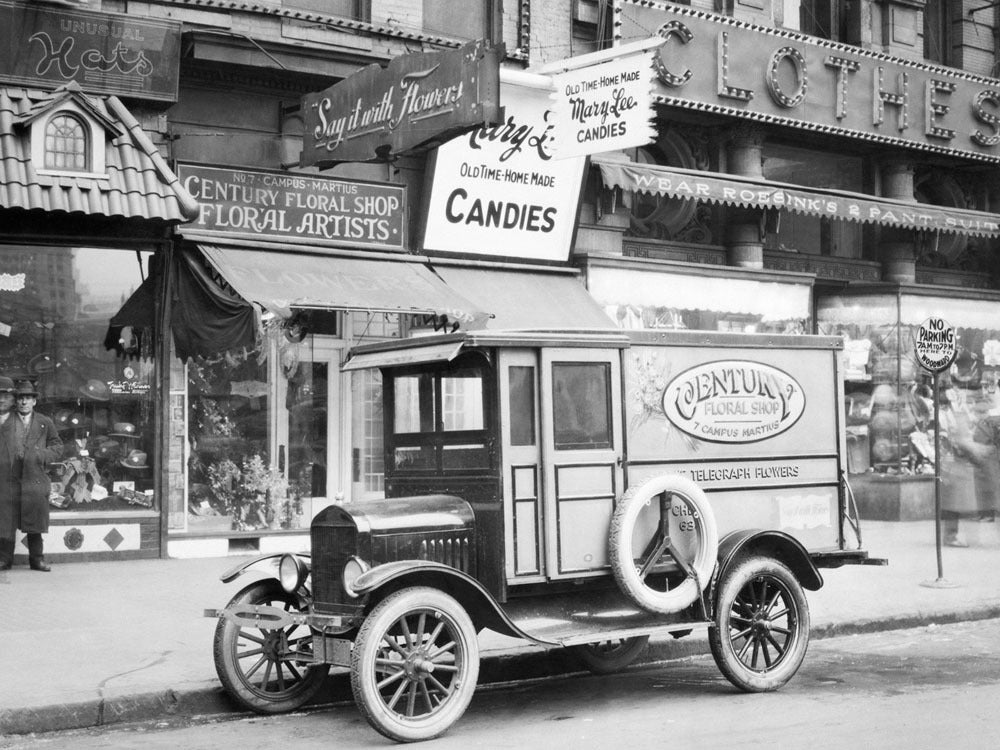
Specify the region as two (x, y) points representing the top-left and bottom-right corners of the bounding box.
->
(539, 347), (624, 580)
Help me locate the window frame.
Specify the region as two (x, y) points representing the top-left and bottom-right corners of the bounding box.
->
(31, 103), (108, 180)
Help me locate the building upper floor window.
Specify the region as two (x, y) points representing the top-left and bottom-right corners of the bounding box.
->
(422, 0), (497, 41)
(44, 113), (88, 172)
(924, 0), (951, 65)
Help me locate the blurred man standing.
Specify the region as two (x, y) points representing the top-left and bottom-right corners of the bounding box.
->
(0, 375), (17, 569)
(0, 380), (62, 571)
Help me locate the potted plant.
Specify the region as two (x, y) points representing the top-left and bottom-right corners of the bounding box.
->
(207, 454), (289, 531)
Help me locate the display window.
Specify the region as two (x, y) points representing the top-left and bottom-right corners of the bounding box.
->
(818, 291), (1000, 480)
(0, 245), (156, 511)
(179, 310), (403, 534)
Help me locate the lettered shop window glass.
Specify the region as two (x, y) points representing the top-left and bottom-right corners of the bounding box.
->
(762, 143), (862, 256)
(552, 362), (612, 450)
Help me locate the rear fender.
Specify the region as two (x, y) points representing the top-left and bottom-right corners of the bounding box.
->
(711, 530), (823, 607)
(218, 552), (311, 584)
(353, 560), (553, 645)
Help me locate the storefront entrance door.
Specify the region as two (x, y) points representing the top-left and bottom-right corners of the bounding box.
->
(275, 337), (342, 525)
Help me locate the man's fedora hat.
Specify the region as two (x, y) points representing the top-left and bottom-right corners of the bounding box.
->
(0, 375), (14, 393)
(14, 381), (38, 398)
(109, 422), (139, 438)
(79, 379), (110, 401)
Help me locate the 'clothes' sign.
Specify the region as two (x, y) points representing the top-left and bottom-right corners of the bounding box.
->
(422, 80), (586, 262)
(619, 1), (1000, 164)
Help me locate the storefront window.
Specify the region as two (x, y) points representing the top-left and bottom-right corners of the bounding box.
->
(186, 346), (281, 532)
(818, 291), (1000, 479)
(762, 144), (863, 256)
(0, 245), (156, 511)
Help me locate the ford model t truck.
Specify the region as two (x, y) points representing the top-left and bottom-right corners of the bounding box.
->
(208, 328), (880, 742)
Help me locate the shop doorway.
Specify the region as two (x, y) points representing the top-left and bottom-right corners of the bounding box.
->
(275, 336), (343, 525)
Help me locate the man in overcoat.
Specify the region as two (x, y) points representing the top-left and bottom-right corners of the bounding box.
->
(0, 380), (62, 571)
(0, 375), (15, 569)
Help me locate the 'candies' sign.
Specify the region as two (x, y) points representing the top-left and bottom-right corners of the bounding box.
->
(662, 360), (805, 444)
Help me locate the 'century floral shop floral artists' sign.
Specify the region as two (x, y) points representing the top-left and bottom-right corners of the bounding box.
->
(177, 164), (406, 251)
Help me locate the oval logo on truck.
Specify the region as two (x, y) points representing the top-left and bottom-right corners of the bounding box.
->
(662, 360), (805, 444)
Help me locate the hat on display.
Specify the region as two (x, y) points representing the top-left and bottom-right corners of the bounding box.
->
(14, 381), (38, 398)
(120, 450), (148, 469)
(94, 440), (120, 459)
(79, 379), (110, 401)
(110, 422), (139, 438)
(28, 354), (55, 375)
(0, 376), (14, 394)
(54, 409), (73, 429)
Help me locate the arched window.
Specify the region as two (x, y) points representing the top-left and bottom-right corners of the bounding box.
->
(44, 113), (89, 171)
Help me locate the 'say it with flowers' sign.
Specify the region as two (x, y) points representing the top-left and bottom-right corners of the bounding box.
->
(661, 360), (806, 444)
(301, 39), (503, 166)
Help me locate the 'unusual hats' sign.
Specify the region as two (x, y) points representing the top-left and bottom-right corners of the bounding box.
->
(301, 39), (503, 166)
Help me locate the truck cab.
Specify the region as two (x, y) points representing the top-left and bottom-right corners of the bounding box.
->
(210, 328), (880, 742)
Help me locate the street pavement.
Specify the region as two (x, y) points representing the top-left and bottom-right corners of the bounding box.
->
(2, 518), (1000, 739)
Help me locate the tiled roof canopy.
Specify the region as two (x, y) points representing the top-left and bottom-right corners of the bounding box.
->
(0, 82), (198, 223)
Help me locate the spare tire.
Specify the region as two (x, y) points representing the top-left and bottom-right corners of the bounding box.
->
(609, 474), (718, 614)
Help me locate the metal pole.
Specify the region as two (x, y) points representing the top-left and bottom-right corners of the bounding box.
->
(933, 371), (943, 580)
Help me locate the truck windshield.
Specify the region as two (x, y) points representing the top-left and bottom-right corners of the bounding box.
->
(388, 359), (491, 472)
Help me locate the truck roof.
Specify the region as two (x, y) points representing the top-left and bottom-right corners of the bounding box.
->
(342, 328), (843, 371)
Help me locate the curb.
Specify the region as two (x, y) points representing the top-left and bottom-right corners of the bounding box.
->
(4, 607), (1000, 738)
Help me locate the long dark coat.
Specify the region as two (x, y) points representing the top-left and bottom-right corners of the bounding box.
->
(0, 412), (63, 535)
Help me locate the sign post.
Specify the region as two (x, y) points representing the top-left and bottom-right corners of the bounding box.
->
(914, 317), (959, 589)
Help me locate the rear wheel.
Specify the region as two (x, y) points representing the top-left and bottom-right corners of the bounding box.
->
(708, 555), (810, 692)
(213, 580), (327, 713)
(569, 636), (650, 675)
(351, 587), (479, 743)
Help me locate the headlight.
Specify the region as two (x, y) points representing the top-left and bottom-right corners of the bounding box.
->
(278, 554), (307, 594)
(342, 556), (370, 598)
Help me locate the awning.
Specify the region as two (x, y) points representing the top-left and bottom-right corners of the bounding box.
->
(199, 245), (486, 326)
(342, 340), (464, 371)
(591, 158), (1000, 238)
(818, 293), (1000, 330)
(104, 274), (157, 359)
(587, 265), (811, 323)
(430, 266), (616, 330)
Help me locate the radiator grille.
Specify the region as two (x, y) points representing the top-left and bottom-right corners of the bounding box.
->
(311, 525), (356, 613)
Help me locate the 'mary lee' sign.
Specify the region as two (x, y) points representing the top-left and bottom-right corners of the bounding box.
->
(620, 2), (1000, 163)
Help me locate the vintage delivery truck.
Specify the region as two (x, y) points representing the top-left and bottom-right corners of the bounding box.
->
(207, 328), (881, 742)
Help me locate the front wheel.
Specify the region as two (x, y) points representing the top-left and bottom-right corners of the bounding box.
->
(351, 587), (479, 743)
(568, 636), (650, 675)
(213, 579), (328, 713)
(708, 555), (810, 692)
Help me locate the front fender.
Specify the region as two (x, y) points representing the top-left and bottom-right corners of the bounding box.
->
(353, 560), (556, 646)
(219, 551), (311, 584)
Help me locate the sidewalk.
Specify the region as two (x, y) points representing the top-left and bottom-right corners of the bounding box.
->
(2, 519), (1000, 737)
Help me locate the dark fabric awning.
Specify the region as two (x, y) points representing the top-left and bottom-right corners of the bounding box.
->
(104, 274), (157, 359)
(430, 266), (616, 330)
(592, 158), (1000, 238)
(198, 244), (487, 326)
(171, 248), (256, 362)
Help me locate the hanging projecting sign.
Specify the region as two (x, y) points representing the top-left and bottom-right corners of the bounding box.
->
(422, 78), (587, 262)
(0, 0), (181, 102)
(548, 46), (657, 159)
(914, 317), (957, 373)
(300, 39), (503, 166)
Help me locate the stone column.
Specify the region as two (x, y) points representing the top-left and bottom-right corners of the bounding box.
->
(880, 158), (916, 283)
(725, 124), (765, 269)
